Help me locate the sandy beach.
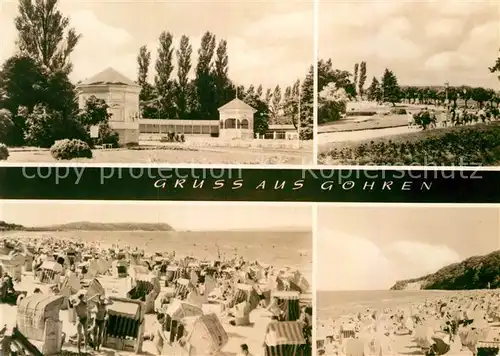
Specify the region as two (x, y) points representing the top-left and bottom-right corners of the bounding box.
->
(0, 230), (312, 356)
(316, 290), (500, 356)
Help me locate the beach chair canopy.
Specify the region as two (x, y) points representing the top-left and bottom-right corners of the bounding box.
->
(272, 291), (300, 300)
(86, 278), (106, 300)
(60, 274), (81, 296)
(185, 313), (228, 353)
(17, 294), (64, 338)
(40, 260), (63, 273)
(107, 298), (142, 319)
(130, 265), (149, 274)
(166, 299), (203, 320)
(264, 321), (306, 347)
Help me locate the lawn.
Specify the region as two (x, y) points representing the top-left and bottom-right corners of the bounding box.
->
(318, 113), (410, 133)
(6, 139), (313, 164)
(318, 102), (429, 133)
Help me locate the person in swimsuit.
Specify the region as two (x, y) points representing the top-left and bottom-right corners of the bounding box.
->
(72, 293), (89, 354)
(90, 295), (108, 351)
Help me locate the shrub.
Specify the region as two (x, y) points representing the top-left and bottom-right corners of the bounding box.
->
(346, 111), (377, 117)
(0, 143), (9, 160)
(319, 123), (500, 166)
(0, 109), (14, 145)
(390, 108), (407, 115)
(50, 139), (92, 160)
(125, 142), (139, 148)
(98, 123), (120, 148)
(25, 104), (90, 148)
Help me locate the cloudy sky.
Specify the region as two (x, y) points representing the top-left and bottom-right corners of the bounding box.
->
(319, 0), (500, 88)
(0, 201), (312, 231)
(317, 205), (500, 291)
(0, 0), (313, 89)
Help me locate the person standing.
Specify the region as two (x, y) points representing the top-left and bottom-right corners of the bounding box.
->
(90, 295), (109, 351)
(71, 292), (89, 354)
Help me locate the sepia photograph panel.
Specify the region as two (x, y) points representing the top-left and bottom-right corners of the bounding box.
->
(0, 0), (314, 165)
(0, 202), (312, 355)
(316, 205), (500, 356)
(317, 0), (500, 166)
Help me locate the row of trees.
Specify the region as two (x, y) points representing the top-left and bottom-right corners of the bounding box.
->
(0, 0), (115, 147)
(136, 32), (313, 138)
(318, 55), (500, 125)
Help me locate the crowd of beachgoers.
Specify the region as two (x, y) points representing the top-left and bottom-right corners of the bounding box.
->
(317, 290), (500, 356)
(0, 234), (312, 356)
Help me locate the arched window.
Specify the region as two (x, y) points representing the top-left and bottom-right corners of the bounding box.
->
(241, 119), (249, 129)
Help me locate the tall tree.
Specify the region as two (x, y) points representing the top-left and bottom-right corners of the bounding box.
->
(256, 84), (263, 99)
(489, 51), (500, 80)
(175, 35), (192, 120)
(358, 61), (367, 98)
(366, 76), (382, 102)
(242, 92), (269, 135)
(154, 31), (175, 119)
(264, 88), (272, 105)
(381, 69), (400, 105)
(15, 0), (81, 74)
(137, 46), (151, 88)
(137, 45), (155, 118)
(299, 66), (314, 140)
(245, 85), (255, 100)
(282, 80), (301, 128)
(353, 63), (359, 95)
(213, 39), (232, 107)
(195, 31), (217, 120)
(271, 85), (282, 123)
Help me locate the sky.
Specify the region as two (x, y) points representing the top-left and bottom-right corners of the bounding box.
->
(0, 0), (313, 89)
(0, 201), (312, 231)
(319, 0), (500, 89)
(317, 206), (500, 291)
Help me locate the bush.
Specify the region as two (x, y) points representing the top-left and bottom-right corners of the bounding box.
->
(0, 109), (14, 145)
(346, 111), (377, 117)
(98, 123), (120, 148)
(0, 143), (9, 160)
(319, 123), (500, 166)
(24, 104), (90, 148)
(125, 142), (139, 148)
(50, 139), (92, 160)
(390, 108), (407, 115)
